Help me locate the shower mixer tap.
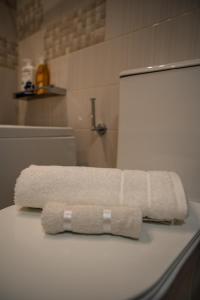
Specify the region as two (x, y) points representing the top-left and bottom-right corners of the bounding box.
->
(90, 98), (107, 136)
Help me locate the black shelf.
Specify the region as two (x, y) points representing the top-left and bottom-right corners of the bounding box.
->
(14, 85), (66, 100)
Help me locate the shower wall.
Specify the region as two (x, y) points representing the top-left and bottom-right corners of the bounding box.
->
(0, 0), (17, 124)
(17, 0), (200, 167)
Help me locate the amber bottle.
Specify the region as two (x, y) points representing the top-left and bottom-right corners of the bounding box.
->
(35, 58), (50, 95)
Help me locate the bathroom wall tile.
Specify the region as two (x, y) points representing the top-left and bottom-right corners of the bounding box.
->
(68, 46), (96, 90)
(68, 35), (128, 89)
(166, 0), (200, 18)
(17, 0), (43, 41)
(168, 10), (200, 63)
(153, 9), (200, 66)
(67, 88), (91, 130)
(127, 0), (166, 32)
(17, 100), (28, 125)
(106, 0), (172, 39)
(128, 0), (200, 33)
(105, 0), (171, 39)
(18, 29), (45, 66)
(0, 36), (17, 70)
(95, 84), (119, 130)
(127, 25), (155, 69)
(74, 129), (118, 167)
(99, 35), (128, 85)
(23, 97), (68, 126)
(88, 129), (118, 167)
(48, 54), (69, 88)
(0, 67), (17, 124)
(127, 8), (200, 69)
(44, 0), (106, 60)
(0, 2), (17, 41)
(67, 84), (119, 130)
(105, 0), (130, 39)
(153, 19), (173, 65)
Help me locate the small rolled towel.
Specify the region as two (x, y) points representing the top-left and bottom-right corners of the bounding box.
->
(41, 202), (142, 239)
(14, 165), (188, 221)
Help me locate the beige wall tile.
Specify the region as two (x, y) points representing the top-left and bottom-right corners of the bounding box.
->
(18, 100), (27, 125)
(0, 2), (16, 40)
(105, 0), (130, 39)
(67, 88), (92, 129)
(48, 54), (69, 88)
(18, 30), (45, 67)
(0, 1), (17, 125)
(100, 36), (128, 85)
(153, 9), (200, 66)
(166, 0), (200, 18)
(74, 129), (118, 167)
(95, 84), (119, 130)
(127, 26), (155, 69)
(168, 10), (200, 63)
(128, 0), (200, 33)
(68, 35), (128, 89)
(0, 67), (17, 124)
(67, 84), (119, 130)
(127, 9), (200, 69)
(23, 96), (68, 126)
(153, 19), (173, 65)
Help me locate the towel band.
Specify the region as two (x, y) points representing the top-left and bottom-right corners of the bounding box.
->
(63, 210), (72, 231)
(63, 209), (112, 232)
(103, 209), (112, 233)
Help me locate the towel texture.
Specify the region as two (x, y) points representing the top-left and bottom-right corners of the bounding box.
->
(41, 202), (142, 239)
(14, 165), (188, 221)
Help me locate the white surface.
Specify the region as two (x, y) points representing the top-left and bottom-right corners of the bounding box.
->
(120, 59), (200, 76)
(0, 125), (73, 137)
(117, 62), (200, 201)
(0, 201), (200, 300)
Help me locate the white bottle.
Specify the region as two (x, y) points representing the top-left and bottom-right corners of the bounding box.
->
(21, 59), (35, 91)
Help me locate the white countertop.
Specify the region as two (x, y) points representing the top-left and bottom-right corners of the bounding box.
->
(0, 201), (200, 300)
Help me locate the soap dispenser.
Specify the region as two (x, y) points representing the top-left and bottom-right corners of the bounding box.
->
(21, 59), (35, 91)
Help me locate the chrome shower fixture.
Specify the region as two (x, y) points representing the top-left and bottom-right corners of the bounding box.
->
(90, 98), (107, 136)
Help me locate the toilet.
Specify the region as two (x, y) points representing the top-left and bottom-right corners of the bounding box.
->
(117, 59), (200, 202)
(0, 125), (76, 209)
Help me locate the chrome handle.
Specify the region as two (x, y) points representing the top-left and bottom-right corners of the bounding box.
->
(90, 98), (107, 136)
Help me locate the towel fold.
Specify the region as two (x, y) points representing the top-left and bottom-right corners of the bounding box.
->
(14, 165), (188, 221)
(41, 202), (142, 239)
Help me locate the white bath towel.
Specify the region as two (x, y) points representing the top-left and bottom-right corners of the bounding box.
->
(41, 202), (142, 239)
(14, 165), (188, 221)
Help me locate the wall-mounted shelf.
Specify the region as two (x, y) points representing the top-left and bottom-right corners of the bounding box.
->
(14, 85), (66, 100)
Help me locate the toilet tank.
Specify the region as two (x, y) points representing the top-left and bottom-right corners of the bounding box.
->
(0, 125), (76, 209)
(117, 59), (200, 202)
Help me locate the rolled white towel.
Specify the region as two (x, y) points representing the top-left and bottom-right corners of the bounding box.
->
(41, 202), (142, 239)
(14, 165), (188, 221)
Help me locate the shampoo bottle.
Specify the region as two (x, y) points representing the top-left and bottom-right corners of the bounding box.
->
(35, 57), (50, 95)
